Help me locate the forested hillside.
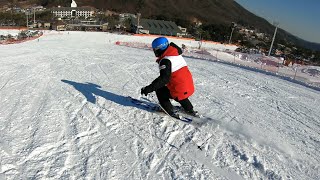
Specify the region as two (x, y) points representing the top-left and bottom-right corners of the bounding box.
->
(2, 0), (320, 51)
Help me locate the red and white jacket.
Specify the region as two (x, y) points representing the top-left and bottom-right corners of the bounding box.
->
(146, 44), (195, 100)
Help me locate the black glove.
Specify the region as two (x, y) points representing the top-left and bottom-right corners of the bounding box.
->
(141, 86), (152, 96)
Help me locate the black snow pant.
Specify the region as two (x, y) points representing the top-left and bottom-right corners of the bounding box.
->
(156, 86), (193, 115)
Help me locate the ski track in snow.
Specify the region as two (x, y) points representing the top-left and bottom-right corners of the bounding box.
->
(0, 31), (319, 180)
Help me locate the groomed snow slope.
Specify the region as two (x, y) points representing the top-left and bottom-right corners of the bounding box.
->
(0, 31), (319, 180)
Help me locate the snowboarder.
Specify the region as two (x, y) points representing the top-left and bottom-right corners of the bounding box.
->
(141, 37), (198, 118)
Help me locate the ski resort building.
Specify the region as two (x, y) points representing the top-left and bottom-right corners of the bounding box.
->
(51, 0), (95, 18)
(52, 19), (67, 31)
(131, 18), (183, 37)
(51, 7), (94, 18)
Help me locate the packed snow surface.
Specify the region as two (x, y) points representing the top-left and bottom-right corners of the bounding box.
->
(0, 31), (319, 180)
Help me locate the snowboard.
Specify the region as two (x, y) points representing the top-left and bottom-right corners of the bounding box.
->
(128, 96), (211, 127)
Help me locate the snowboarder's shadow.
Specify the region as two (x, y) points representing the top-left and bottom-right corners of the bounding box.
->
(61, 80), (155, 112)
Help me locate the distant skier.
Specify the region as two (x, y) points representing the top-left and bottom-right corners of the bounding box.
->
(181, 44), (189, 53)
(141, 37), (199, 118)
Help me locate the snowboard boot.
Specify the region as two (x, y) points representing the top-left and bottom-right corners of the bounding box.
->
(186, 110), (201, 118)
(169, 110), (182, 119)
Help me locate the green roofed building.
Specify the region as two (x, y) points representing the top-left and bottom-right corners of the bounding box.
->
(131, 18), (183, 36)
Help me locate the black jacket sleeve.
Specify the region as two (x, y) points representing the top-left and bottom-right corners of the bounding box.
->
(170, 42), (183, 55)
(144, 59), (171, 93)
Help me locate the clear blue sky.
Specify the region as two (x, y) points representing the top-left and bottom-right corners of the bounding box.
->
(235, 0), (320, 44)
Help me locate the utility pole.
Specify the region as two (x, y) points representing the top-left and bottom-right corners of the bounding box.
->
(137, 13), (141, 34)
(33, 8), (36, 24)
(26, 12), (29, 29)
(268, 22), (279, 56)
(198, 33), (202, 49)
(229, 22), (236, 44)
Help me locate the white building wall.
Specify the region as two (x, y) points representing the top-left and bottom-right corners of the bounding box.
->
(52, 9), (94, 18)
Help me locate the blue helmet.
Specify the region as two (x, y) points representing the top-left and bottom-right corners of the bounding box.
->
(152, 37), (169, 57)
